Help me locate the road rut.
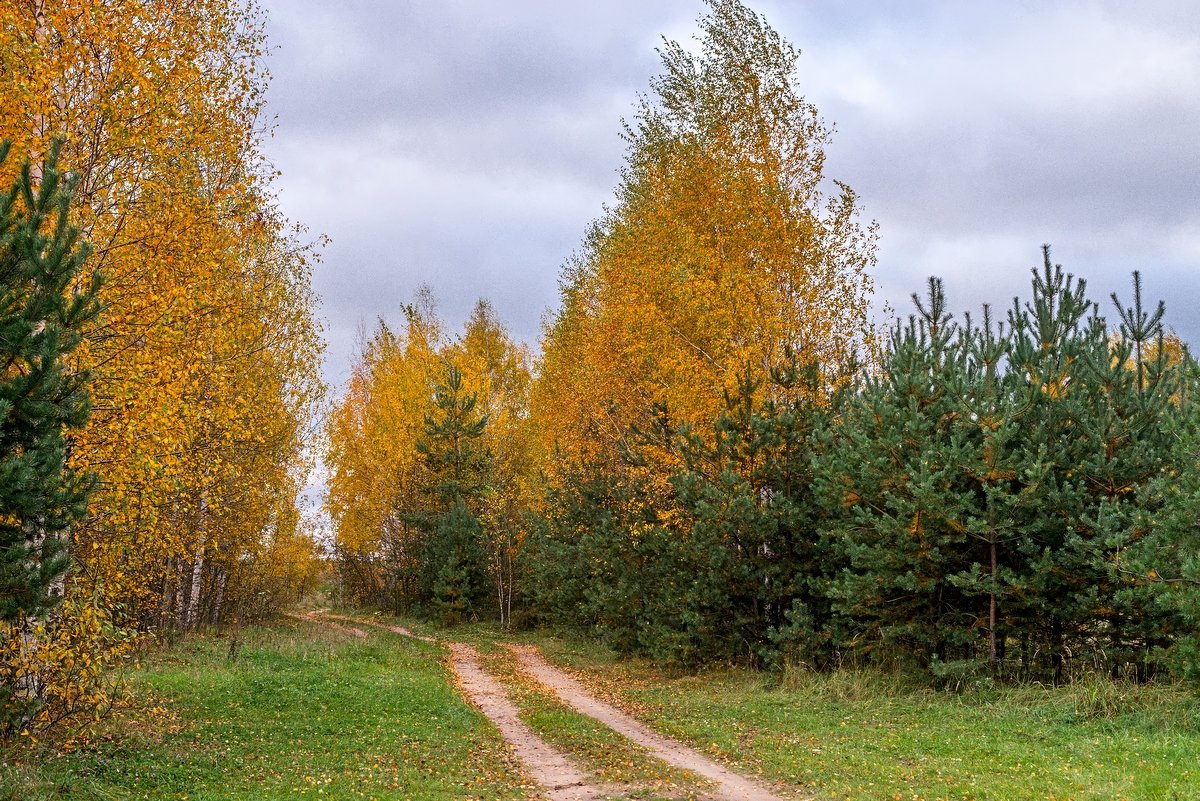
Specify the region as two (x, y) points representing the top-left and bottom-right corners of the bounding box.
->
(506, 644), (789, 801)
(305, 611), (799, 801)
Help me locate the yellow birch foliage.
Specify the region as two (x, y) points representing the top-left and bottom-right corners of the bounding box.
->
(325, 298), (442, 605)
(325, 296), (534, 616)
(0, 0), (324, 627)
(533, 0), (876, 476)
(449, 300), (534, 622)
(0, 593), (140, 741)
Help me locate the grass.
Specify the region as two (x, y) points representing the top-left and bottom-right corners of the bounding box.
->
(473, 644), (713, 800)
(6, 610), (1199, 801)
(1, 618), (532, 800)
(522, 633), (1200, 801)
(338, 612), (712, 799)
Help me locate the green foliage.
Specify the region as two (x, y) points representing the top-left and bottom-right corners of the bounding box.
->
(820, 248), (1191, 681)
(418, 362), (491, 507)
(415, 363), (493, 623)
(422, 498), (489, 626)
(530, 246), (1199, 685)
(1126, 363), (1200, 682)
(664, 361), (840, 668)
(525, 459), (664, 653)
(529, 358), (842, 668)
(0, 140), (100, 625)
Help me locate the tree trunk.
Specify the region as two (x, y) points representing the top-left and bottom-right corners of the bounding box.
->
(989, 538), (999, 669)
(159, 558), (176, 630)
(210, 568), (227, 626)
(183, 536), (205, 630)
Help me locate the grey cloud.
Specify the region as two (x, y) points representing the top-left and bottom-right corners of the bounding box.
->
(264, 1), (689, 134)
(778, 2), (1200, 340)
(259, 0), (1200, 395)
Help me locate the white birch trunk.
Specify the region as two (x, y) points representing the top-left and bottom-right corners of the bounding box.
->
(183, 536), (205, 631)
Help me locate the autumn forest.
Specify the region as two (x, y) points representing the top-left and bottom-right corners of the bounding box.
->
(3, 1), (1200, 798)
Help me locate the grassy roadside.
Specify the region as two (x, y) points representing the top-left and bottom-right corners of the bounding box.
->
(393, 616), (1200, 801)
(472, 643), (714, 801)
(530, 635), (1200, 801)
(7, 610), (1197, 801)
(331, 611), (715, 800)
(1, 618), (534, 801)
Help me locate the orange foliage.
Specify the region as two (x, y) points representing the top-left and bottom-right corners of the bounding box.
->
(533, 0), (875, 478)
(325, 295), (533, 618)
(0, 0), (325, 629)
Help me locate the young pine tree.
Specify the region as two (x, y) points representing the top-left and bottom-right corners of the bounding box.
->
(819, 278), (987, 673)
(0, 141), (100, 624)
(668, 359), (838, 668)
(415, 363), (491, 623)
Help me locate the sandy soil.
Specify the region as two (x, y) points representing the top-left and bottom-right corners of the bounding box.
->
(309, 612), (605, 800)
(318, 611), (435, 642)
(450, 641), (607, 801)
(286, 611), (367, 639)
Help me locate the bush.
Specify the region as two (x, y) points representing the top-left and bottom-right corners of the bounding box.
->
(0, 591), (139, 743)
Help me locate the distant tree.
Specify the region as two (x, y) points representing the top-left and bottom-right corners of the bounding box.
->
(0, 141), (100, 625)
(416, 363), (492, 623)
(450, 301), (534, 627)
(418, 363), (492, 507)
(326, 299), (443, 611)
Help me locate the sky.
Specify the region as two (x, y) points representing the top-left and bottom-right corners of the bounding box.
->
(258, 0), (1200, 393)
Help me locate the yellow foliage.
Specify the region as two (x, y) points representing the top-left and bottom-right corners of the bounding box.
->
(0, 595), (141, 742)
(533, 1), (875, 482)
(0, 1), (325, 631)
(325, 295), (533, 619)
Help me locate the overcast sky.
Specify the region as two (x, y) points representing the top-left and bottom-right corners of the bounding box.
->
(258, 0), (1200, 392)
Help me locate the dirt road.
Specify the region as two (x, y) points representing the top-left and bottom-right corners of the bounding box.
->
(506, 644), (787, 801)
(304, 611), (798, 801)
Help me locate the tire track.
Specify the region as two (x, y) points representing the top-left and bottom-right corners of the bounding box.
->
(304, 611), (799, 801)
(505, 644), (792, 801)
(450, 641), (605, 801)
(305, 612), (605, 800)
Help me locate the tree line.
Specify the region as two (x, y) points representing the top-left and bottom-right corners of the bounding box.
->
(325, 0), (1200, 686)
(1, 1), (323, 739)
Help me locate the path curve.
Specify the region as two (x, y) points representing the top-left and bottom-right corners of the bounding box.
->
(505, 644), (791, 801)
(285, 611), (367, 639)
(306, 612), (606, 801)
(318, 612), (435, 642)
(450, 642), (606, 801)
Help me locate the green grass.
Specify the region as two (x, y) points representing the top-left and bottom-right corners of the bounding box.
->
(473, 644), (711, 801)
(525, 635), (1200, 801)
(8, 610), (1199, 801)
(329, 613), (710, 800)
(1, 618), (532, 800)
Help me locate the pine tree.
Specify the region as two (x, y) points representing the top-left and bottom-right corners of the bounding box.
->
(1076, 271), (1184, 678)
(417, 363), (491, 508)
(823, 249), (1188, 682)
(415, 363), (492, 622)
(819, 277), (985, 673)
(0, 140), (100, 624)
(1129, 366), (1200, 682)
(668, 359), (838, 667)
